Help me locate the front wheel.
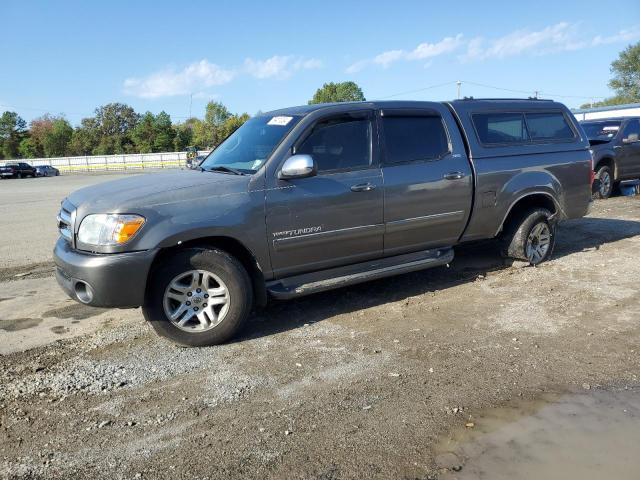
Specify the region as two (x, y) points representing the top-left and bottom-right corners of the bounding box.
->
(501, 208), (556, 265)
(143, 248), (253, 347)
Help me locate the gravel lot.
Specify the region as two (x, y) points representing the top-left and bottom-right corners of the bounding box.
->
(0, 174), (639, 479)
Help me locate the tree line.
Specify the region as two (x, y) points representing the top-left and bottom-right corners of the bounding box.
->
(0, 81), (366, 160)
(0, 101), (250, 160)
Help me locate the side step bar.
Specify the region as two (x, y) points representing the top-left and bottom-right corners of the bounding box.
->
(266, 247), (454, 299)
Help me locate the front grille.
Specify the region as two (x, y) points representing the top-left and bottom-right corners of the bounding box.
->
(57, 201), (76, 245)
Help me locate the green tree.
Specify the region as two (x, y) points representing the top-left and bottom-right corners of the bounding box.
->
(42, 117), (73, 157)
(0, 111), (27, 159)
(609, 42), (640, 102)
(308, 81), (366, 105)
(205, 101), (231, 127)
(580, 41), (640, 108)
(93, 103), (139, 154)
(67, 118), (99, 156)
(152, 111), (175, 152)
(131, 112), (156, 153)
(19, 137), (38, 158)
(173, 118), (197, 151)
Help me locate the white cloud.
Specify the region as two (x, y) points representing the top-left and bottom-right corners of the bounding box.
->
(123, 60), (235, 98)
(592, 26), (640, 46)
(125, 55), (322, 98)
(244, 55), (322, 79)
(406, 34), (465, 60)
(461, 22), (587, 61)
(345, 59), (369, 74)
(349, 34), (464, 72)
(373, 49), (406, 68)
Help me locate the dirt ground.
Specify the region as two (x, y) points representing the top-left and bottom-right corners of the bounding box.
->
(1, 191), (639, 480)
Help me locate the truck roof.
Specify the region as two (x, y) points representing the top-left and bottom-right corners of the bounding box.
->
(262, 98), (566, 117)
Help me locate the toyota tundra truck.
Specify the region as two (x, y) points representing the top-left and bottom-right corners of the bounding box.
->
(54, 99), (592, 346)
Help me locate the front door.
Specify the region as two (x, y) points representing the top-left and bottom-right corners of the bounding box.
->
(379, 107), (474, 255)
(266, 112), (384, 278)
(618, 119), (640, 179)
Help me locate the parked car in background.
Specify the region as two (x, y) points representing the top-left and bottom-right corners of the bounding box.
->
(35, 165), (60, 177)
(54, 99), (592, 347)
(0, 162), (37, 179)
(581, 117), (640, 199)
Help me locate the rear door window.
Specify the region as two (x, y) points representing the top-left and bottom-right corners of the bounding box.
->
(382, 116), (449, 164)
(621, 120), (640, 142)
(472, 113), (528, 144)
(526, 112), (575, 141)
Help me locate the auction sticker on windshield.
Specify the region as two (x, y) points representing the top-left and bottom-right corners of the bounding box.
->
(267, 116), (293, 126)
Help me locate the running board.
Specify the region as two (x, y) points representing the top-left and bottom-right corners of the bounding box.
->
(266, 247), (454, 299)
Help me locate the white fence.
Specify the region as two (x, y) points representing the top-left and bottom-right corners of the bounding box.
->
(2, 150), (210, 173)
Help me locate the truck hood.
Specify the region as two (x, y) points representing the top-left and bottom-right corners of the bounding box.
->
(67, 170), (250, 212)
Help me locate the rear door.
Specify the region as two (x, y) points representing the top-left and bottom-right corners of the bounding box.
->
(379, 106), (473, 255)
(618, 119), (640, 179)
(266, 111), (384, 278)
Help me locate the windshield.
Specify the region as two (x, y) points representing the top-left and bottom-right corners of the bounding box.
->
(581, 121), (621, 142)
(200, 115), (301, 174)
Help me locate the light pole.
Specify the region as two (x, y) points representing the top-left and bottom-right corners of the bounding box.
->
(456, 80), (462, 99)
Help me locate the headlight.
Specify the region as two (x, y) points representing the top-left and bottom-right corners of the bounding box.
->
(77, 214), (145, 246)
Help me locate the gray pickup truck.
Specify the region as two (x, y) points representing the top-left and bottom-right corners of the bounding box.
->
(580, 117), (640, 199)
(54, 99), (592, 346)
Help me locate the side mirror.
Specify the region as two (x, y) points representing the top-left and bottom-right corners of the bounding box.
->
(278, 154), (317, 179)
(623, 133), (639, 144)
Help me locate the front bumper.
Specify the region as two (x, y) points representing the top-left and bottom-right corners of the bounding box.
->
(53, 237), (158, 308)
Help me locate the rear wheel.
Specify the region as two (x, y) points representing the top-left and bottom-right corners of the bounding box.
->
(501, 208), (555, 265)
(593, 164), (614, 199)
(143, 248), (253, 347)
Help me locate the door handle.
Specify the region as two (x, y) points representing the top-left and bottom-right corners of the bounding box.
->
(351, 183), (376, 192)
(443, 172), (465, 180)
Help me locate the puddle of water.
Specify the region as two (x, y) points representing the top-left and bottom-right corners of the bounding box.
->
(50, 325), (70, 335)
(436, 389), (640, 480)
(42, 303), (107, 320)
(0, 318), (43, 331)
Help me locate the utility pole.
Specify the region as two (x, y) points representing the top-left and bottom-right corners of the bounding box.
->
(534, 90), (539, 99)
(456, 80), (462, 99)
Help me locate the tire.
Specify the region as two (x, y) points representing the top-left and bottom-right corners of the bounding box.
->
(593, 164), (614, 199)
(143, 248), (253, 347)
(16, 173), (22, 179)
(501, 208), (556, 265)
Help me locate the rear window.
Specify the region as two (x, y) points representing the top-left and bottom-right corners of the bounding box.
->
(473, 111), (576, 145)
(383, 116), (449, 164)
(526, 112), (575, 141)
(472, 113), (528, 144)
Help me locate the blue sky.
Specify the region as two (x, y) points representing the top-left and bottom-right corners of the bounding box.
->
(1, 0), (639, 125)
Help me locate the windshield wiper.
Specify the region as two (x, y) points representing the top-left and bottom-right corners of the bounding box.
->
(204, 165), (245, 176)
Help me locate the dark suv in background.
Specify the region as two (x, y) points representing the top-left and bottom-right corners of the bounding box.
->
(0, 162), (37, 179)
(581, 117), (640, 199)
